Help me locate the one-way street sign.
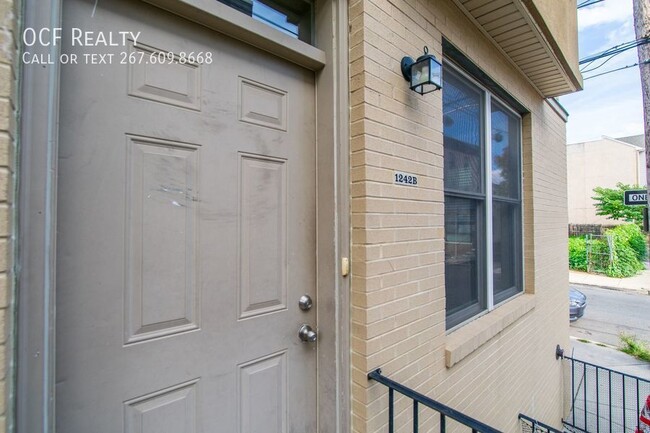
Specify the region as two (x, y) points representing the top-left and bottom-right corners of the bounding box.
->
(624, 189), (648, 206)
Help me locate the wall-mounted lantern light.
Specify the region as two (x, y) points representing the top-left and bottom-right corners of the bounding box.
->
(401, 46), (442, 95)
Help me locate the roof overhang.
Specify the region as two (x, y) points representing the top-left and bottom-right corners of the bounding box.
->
(450, 0), (583, 98)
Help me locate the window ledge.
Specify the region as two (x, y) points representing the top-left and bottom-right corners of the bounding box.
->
(445, 294), (536, 368)
(143, 0), (326, 70)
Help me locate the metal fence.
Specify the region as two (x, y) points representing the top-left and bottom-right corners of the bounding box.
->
(367, 368), (501, 433)
(568, 224), (619, 237)
(585, 234), (613, 274)
(519, 414), (563, 433)
(563, 355), (650, 432)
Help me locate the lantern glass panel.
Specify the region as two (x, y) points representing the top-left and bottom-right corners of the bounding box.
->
(411, 60), (430, 88)
(410, 57), (442, 94)
(429, 59), (442, 87)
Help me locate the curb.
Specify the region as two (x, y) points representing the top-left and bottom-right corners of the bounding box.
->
(569, 281), (650, 296)
(569, 335), (618, 350)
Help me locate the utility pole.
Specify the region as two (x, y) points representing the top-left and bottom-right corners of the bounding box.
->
(632, 0), (650, 229)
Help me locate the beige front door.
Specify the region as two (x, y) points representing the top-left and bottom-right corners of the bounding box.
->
(56, 0), (317, 431)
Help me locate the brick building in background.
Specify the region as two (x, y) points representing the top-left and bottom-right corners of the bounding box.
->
(2, 0), (580, 432)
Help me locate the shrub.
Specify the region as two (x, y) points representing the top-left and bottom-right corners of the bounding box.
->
(604, 241), (644, 277)
(568, 236), (587, 271)
(619, 334), (650, 362)
(568, 224), (648, 278)
(608, 223), (647, 261)
(603, 224), (647, 278)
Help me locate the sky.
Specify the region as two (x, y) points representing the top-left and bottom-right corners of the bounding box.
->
(559, 0), (645, 144)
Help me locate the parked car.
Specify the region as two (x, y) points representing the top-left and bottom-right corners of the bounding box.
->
(569, 287), (587, 321)
(636, 394), (650, 433)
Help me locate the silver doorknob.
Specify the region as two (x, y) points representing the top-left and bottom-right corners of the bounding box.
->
(298, 324), (317, 342)
(298, 294), (313, 311)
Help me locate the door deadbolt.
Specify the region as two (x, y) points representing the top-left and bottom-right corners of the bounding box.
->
(298, 324), (317, 343)
(298, 294), (313, 311)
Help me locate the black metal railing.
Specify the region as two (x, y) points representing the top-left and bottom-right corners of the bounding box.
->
(519, 413), (564, 433)
(563, 355), (650, 433)
(367, 368), (501, 433)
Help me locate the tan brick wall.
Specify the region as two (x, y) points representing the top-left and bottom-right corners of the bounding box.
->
(350, 0), (571, 432)
(0, 0), (17, 431)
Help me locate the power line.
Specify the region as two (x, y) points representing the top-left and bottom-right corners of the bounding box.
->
(583, 59), (650, 79)
(580, 37), (650, 64)
(584, 38), (649, 64)
(578, 0), (605, 8)
(580, 49), (625, 73)
(575, 0), (650, 76)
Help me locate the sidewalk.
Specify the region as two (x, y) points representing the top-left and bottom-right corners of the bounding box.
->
(569, 337), (650, 381)
(569, 265), (650, 294)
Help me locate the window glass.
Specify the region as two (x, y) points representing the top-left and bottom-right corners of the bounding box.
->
(492, 200), (521, 301)
(443, 68), (484, 194)
(217, 0), (313, 43)
(443, 62), (523, 330)
(491, 100), (520, 200)
(445, 196), (483, 323)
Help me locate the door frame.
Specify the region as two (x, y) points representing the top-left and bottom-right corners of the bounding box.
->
(16, 0), (350, 432)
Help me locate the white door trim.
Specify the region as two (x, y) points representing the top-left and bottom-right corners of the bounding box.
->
(16, 0), (350, 432)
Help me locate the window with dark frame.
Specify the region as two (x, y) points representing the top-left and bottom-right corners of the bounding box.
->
(216, 0), (314, 44)
(443, 63), (523, 330)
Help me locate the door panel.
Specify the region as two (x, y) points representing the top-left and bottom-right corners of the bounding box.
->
(56, 1), (317, 431)
(125, 135), (200, 344)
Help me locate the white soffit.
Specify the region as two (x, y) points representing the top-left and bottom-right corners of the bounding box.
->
(451, 0), (580, 97)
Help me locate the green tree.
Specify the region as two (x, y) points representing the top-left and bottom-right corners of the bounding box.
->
(591, 183), (645, 226)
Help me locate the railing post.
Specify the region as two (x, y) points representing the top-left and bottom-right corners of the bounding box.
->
(623, 373), (627, 432)
(440, 414), (446, 433)
(389, 388), (394, 433)
(413, 401), (418, 433)
(634, 377), (641, 430)
(596, 365), (600, 433)
(584, 363), (588, 429)
(572, 357), (576, 426)
(608, 369), (612, 433)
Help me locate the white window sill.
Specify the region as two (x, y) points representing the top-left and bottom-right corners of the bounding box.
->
(445, 294), (536, 368)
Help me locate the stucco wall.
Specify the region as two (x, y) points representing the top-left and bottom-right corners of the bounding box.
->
(567, 138), (647, 225)
(527, 0), (581, 84)
(349, 0), (571, 431)
(0, 0), (17, 431)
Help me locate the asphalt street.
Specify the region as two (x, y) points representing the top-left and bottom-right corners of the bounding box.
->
(569, 284), (650, 379)
(570, 285), (650, 347)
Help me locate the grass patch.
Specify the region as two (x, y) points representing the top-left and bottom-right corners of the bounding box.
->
(596, 343), (607, 347)
(619, 334), (650, 362)
(577, 338), (591, 344)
